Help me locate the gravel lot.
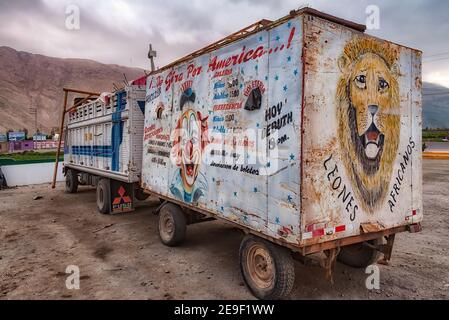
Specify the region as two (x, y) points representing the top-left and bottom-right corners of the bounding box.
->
(0, 159), (448, 300)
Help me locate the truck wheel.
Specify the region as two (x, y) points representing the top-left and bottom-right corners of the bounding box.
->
(65, 169), (78, 193)
(239, 235), (295, 300)
(158, 203), (186, 247)
(337, 238), (382, 268)
(135, 188), (150, 201)
(96, 179), (111, 214)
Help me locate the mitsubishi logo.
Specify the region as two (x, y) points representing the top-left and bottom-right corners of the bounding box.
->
(113, 186), (132, 206)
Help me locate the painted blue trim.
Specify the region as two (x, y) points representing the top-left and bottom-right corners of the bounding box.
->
(111, 91), (126, 171)
(137, 101), (145, 114)
(71, 145), (112, 158)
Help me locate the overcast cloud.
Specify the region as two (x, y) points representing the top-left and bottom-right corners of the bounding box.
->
(0, 0), (448, 86)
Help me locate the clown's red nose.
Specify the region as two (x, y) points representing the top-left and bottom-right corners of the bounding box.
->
(185, 140), (193, 159)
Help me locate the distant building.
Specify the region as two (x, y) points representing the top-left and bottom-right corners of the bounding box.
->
(33, 133), (47, 141)
(0, 141), (8, 154)
(8, 140), (34, 153)
(8, 131), (26, 141)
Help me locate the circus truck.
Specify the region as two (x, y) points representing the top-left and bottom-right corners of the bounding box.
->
(61, 8), (423, 299)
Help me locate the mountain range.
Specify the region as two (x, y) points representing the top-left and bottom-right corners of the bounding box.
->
(0, 46), (448, 133)
(0, 46), (144, 134)
(423, 82), (449, 129)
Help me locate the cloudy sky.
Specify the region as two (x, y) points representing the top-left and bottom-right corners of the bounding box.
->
(1, 0), (448, 87)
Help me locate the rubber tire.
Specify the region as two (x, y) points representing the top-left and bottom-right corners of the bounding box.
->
(337, 238), (382, 268)
(239, 235), (295, 300)
(65, 169), (78, 194)
(135, 188), (150, 201)
(158, 203), (187, 247)
(96, 179), (111, 214)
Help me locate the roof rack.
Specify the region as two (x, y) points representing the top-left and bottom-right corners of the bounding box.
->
(52, 88), (101, 189)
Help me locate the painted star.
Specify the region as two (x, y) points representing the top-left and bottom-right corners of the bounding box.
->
(234, 192), (238, 197)
(287, 195), (293, 203)
(294, 69), (299, 76)
(287, 21), (292, 28)
(283, 85), (288, 92)
(265, 76), (269, 81)
(275, 217), (281, 224)
(259, 36), (263, 42)
(276, 35), (280, 41)
(266, 162), (271, 168)
(287, 56), (292, 62)
(275, 75), (279, 81)
(254, 187), (258, 193)
(256, 123), (260, 128)
(255, 65), (258, 71)
(290, 153), (295, 160)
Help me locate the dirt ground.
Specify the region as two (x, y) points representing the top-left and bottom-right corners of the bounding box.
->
(1, 159), (448, 300)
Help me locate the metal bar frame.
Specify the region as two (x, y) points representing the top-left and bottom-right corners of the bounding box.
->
(51, 88), (100, 189)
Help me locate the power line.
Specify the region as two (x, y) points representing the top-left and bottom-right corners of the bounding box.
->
(423, 56), (449, 63)
(423, 91), (449, 96)
(424, 51), (449, 58)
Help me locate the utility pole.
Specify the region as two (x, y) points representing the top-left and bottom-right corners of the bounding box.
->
(148, 44), (157, 72)
(29, 106), (37, 136)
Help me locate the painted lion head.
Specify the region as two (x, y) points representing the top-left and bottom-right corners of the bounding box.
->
(336, 37), (401, 213)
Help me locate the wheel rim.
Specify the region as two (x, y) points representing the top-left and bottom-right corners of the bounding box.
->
(160, 212), (174, 242)
(246, 243), (275, 289)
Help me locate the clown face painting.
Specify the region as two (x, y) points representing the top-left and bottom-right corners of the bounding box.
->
(170, 88), (209, 203)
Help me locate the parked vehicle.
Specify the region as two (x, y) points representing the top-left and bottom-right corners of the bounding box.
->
(63, 83), (148, 213)
(61, 8), (423, 299)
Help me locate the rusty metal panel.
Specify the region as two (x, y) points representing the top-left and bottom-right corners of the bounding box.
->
(142, 68), (174, 195)
(301, 15), (423, 245)
(266, 19), (303, 244)
(142, 11), (422, 249)
(411, 52), (423, 224)
(142, 17), (304, 242)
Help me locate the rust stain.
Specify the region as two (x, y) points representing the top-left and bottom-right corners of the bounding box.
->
(360, 222), (384, 233)
(415, 76), (422, 90)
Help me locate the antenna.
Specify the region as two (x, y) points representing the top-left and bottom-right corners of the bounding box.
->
(148, 44), (157, 72)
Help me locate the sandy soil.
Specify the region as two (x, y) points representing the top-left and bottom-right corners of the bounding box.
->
(0, 159), (448, 300)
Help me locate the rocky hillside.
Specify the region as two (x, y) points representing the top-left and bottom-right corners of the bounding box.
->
(0, 46), (145, 133)
(423, 82), (449, 129)
(0, 46), (448, 133)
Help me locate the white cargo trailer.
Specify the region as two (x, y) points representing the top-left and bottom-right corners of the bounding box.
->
(63, 82), (148, 213)
(140, 8), (423, 299)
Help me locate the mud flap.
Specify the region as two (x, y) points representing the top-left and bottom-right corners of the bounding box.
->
(110, 180), (134, 214)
